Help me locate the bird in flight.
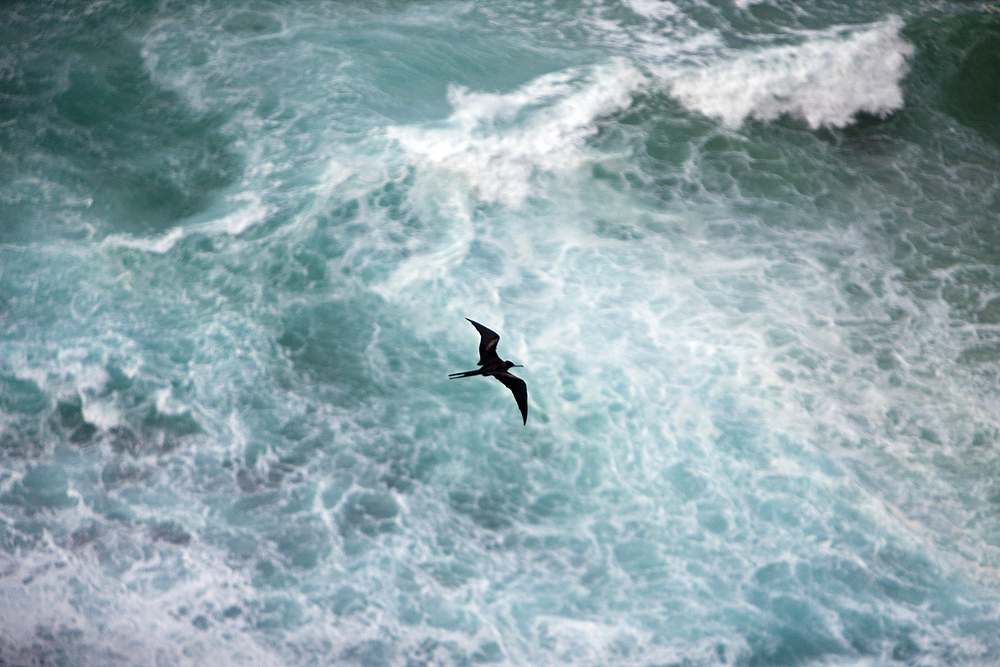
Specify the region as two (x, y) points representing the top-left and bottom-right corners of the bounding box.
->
(449, 318), (528, 424)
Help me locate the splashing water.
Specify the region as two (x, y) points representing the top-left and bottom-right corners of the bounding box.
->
(2, 1), (1000, 666)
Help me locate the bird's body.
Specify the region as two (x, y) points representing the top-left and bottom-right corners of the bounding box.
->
(449, 319), (528, 424)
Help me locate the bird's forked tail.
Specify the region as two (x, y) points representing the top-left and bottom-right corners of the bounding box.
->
(449, 368), (485, 379)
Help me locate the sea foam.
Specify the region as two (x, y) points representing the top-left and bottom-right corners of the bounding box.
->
(388, 59), (646, 206)
(662, 17), (914, 129)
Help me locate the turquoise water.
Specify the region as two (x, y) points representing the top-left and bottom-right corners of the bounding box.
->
(2, 0), (1000, 664)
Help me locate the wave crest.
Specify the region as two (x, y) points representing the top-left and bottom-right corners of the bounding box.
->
(388, 60), (645, 206)
(664, 17), (915, 129)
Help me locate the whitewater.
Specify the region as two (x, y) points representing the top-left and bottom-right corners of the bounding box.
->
(2, 1), (1000, 665)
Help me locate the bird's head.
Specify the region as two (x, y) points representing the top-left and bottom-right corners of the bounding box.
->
(504, 360), (522, 370)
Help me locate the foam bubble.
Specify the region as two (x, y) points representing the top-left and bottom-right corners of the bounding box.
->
(662, 16), (915, 129)
(388, 59), (647, 206)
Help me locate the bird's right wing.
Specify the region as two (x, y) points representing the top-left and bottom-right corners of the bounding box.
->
(467, 318), (501, 366)
(495, 372), (528, 425)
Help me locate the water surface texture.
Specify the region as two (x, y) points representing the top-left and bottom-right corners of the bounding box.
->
(2, 1), (1000, 665)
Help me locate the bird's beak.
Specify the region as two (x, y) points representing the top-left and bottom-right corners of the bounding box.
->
(512, 364), (523, 367)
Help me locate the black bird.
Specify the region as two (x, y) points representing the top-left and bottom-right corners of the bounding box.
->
(449, 318), (528, 424)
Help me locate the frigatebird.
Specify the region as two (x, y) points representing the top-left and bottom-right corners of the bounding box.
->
(449, 318), (528, 424)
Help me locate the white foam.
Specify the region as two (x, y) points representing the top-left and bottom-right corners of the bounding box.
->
(374, 192), (475, 299)
(662, 16), (914, 129)
(102, 197), (270, 254)
(0, 533), (286, 667)
(624, 0), (680, 21)
(55, 348), (110, 393)
(205, 195), (271, 236)
(105, 226), (186, 254)
(531, 616), (747, 666)
(52, 352), (125, 430)
(80, 400), (123, 430)
(388, 59), (647, 206)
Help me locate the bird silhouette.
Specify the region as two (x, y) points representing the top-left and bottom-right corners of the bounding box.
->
(449, 318), (527, 424)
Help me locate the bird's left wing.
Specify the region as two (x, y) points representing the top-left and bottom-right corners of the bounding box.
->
(494, 372), (528, 425)
(467, 318), (501, 366)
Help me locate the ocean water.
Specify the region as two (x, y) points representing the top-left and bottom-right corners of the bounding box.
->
(1, 0), (1000, 664)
